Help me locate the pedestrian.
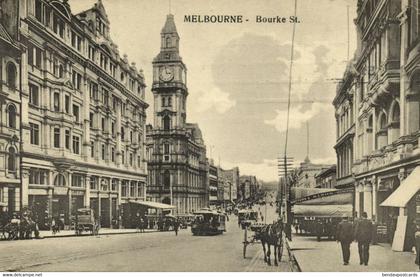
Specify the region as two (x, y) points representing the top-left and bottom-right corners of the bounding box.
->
(415, 223), (420, 268)
(140, 217), (145, 233)
(174, 218), (179, 236)
(315, 219), (323, 242)
(354, 212), (373, 266)
(336, 217), (354, 265)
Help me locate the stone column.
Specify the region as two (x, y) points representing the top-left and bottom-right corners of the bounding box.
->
(82, 75), (90, 160)
(371, 176), (378, 219)
(84, 175), (91, 208)
(21, 168), (30, 209)
(363, 180), (373, 219)
(354, 182), (360, 217)
(398, 2), (409, 136)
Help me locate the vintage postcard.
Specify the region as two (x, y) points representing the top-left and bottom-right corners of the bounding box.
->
(0, 0), (419, 274)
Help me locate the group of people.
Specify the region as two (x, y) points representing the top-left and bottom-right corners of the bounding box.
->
(335, 212), (374, 266)
(293, 219), (338, 241)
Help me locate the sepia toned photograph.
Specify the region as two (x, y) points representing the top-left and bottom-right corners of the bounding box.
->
(0, 0), (419, 274)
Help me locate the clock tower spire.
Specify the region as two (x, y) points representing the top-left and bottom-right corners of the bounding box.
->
(152, 14), (187, 130)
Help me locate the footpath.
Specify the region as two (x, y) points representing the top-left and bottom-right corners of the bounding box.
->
(288, 235), (419, 272)
(38, 228), (158, 238)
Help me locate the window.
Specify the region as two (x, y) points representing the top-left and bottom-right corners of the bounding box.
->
(35, 0), (42, 22)
(90, 176), (98, 190)
(65, 95), (70, 113)
(163, 170), (170, 189)
(54, 174), (66, 187)
(6, 63), (16, 89)
(166, 37), (171, 48)
(129, 153), (133, 166)
(137, 183), (143, 198)
(121, 127), (125, 140)
(121, 150), (125, 164)
(7, 147), (16, 172)
(29, 168), (46, 185)
(163, 116), (171, 130)
(88, 45), (95, 61)
(65, 130), (70, 149)
(53, 92), (60, 111)
(100, 178), (108, 191)
(58, 65), (64, 78)
(101, 144), (106, 160)
(29, 84), (39, 106)
(161, 97), (166, 107)
(101, 117), (105, 131)
(28, 44), (42, 68)
(30, 123), (40, 145)
(8, 105), (16, 128)
(53, 14), (64, 38)
(91, 141), (95, 158)
(73, 104), (79, 122)
(71, 174), (83, 187)
(164, 143), (170, 154)
(53, 127), (60, 148)
(130, 182), (135, 197)
(137, 156), (141, 167)
(111, 179), (117, 191)
(167, 96), (172, 107)
(130, 131), (133, 142)
(71, 31), (82, 51)
(89, 82), (98, 100)
(72, 136), (80, 154)
(72, 70), (82, 90)
(90, 113), (94, 128)
(121, 181), (127, 197)
(111, 147), (115, 162)
(111, 121), (115, 136)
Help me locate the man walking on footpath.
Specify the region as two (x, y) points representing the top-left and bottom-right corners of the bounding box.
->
(354, 212), (373, 266)
(336, 217), (354, 265)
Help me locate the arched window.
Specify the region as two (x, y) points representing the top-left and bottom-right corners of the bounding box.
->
(392, 103), (400, 123)
(379, 113), (387, 130)
(7, 147), (16, 172)
(8, 105), (16, 128)
(59, 65), (64, 78)
(166, 37), (171, 48)
(163, 115), (171, 130)
(163, 170), (170, 189)
(54, 173), (66, 187)
(368, 115), (373, 128)
(6, 63), (16, 89)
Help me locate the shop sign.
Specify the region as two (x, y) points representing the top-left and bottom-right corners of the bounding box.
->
(54, 187), (68, 195)
(72, 190), (85, 196)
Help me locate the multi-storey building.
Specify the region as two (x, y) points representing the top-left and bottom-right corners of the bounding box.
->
(294, 158), (331, 188)
(146, 14), (208, 214)
(314, 165), (337, 189)
(0, 0), (23, 214)
(333, 62), (356, 190)
(220, 167), (239, 204)
(18, 0), (148, 228)
(208, 162), (218, 208)
(335, 0), (420, 251)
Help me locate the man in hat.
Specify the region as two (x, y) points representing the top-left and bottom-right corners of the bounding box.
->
(354, 212), (373, 266)
(336, 217), (354, 265)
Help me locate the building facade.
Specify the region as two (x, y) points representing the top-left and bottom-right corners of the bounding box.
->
(146, 14), (208, 214)
(314, 165), (337, 189)
(335, 0), (420, 251)
(0, 0), (22, 214)
(208, 162), (218, 208)
(294, 157), (331, 188)
(18, 0), (148, 228)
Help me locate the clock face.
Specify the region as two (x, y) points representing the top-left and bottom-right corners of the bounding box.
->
(159, 66), (174, 82)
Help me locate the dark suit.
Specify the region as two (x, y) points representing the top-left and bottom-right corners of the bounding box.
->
(336, 220), (353, 264)
(355, 218), (373, 265)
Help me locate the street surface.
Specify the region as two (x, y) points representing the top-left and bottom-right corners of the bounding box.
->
(0, 203), (291, 272)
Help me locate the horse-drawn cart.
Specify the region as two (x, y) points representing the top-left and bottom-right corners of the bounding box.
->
(75, 208), (100, 236)
(242, 220), (284, 266)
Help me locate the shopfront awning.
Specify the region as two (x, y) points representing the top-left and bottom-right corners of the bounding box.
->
(293, 204), (353, 218)
(129, 200), (175, 210)
(380, 166), (420, 208)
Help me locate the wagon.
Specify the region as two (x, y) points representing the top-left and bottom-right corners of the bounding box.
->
(75, 208), (100, 236)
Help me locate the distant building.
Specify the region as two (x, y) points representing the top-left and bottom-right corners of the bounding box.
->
(239, 175), (258, 201)
(208, 162), (218, 208)
(295, 157), (331, 188)
(315, 165), (337, 189)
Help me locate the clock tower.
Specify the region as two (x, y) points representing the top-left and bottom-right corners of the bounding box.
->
(152, 14), (187, 130)
(147, 14), (209, 214)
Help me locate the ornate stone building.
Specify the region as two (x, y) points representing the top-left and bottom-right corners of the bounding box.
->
(18, 0), (148, 228)
(146, 14), (208, 214)
(0, 0), (23, 213)
(336, 0), (420, 251)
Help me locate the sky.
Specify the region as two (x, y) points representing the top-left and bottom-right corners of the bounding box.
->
(69, 0), (357, 182)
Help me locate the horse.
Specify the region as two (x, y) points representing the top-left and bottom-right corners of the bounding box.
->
(260, 219), (283, 266)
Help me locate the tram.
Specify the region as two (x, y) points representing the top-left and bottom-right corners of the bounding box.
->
(191, 209), (226, 235)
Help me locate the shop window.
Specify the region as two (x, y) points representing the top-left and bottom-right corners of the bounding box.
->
(7, 104), (16, 128)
